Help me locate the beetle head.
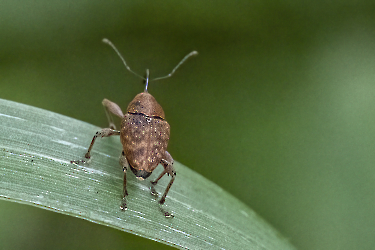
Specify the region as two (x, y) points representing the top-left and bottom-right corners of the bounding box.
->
(126, 92), (165, 118)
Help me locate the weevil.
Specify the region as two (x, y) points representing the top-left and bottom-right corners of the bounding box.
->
(72, 38), (197, 211)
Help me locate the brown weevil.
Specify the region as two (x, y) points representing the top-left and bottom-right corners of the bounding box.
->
(72, 38), (197, 211)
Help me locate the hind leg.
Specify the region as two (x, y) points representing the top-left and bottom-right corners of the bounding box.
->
(151, 151), (176, 205)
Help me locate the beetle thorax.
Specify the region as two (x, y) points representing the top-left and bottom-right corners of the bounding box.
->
(126, 92), (165, 118)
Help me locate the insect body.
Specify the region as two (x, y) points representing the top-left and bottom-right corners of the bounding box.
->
(121, 92), (171, 181)
(72, 38), (197, 210)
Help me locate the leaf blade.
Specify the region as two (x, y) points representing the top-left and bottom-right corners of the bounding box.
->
(0, 98), (295, 250)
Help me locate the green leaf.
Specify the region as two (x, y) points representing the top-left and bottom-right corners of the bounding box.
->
(0, 98), (295, 250)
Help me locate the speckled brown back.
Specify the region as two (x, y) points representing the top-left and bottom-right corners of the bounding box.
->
(120, 113), (170, 172)
(126, 92), (165, 119)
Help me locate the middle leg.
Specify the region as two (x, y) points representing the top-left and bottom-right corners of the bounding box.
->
(120, 150), (129, 210)
(71, 128), (120, 164)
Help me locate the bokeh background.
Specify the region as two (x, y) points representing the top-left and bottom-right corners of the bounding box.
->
(1, 1), (375, 250)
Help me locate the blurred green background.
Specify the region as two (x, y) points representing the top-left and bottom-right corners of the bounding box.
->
(1, 1), (375, 249)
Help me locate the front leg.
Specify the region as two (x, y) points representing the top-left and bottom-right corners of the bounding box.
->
(102, 98), (124, 129)
(151, 151), (176, 205)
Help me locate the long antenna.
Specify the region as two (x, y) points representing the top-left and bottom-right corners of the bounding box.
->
(102, 38), (145, 80)
(102, 38), (198, 89)
(152, 51), (198, 81)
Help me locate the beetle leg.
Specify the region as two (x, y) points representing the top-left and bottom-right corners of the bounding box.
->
(85, 128), (121, 159)
(102, 98), (124, 129)
(71, 128), (120, 165)
(120, 151), (129, 210)
(151, 151), (176, 205)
